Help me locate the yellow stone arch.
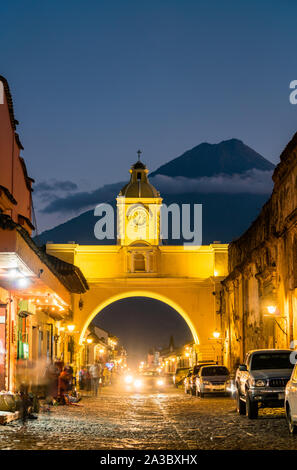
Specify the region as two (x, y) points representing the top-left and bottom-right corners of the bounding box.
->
(47, 242), (228, 362)
(79, 290), (200, 346)
(46, 158), (229, 364)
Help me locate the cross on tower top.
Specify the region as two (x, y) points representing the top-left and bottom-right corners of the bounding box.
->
(137, 149), (142, 161)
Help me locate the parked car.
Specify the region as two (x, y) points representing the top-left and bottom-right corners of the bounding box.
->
(173, 367), (190, 387)
(195, 365), (230, 397)
(285, 360), (297, 434)
(186, 362), (216, 395)
(236, 349), (294, 419)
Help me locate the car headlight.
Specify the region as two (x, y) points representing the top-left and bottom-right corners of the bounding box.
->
(124, 375), (133, 384)
(202, 380), (210, 385)
(253, 379), (267, 387)
(157, 379), (164, 386)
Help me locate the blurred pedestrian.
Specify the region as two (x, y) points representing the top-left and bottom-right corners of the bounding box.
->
(45, 361), (60, 402)
(58, 367), (71, 404)
(65, 364), (74, 391)
(89, 362), (101, 397)
(86, 366), (91, 393)
(79, 365), (87, 390)
(103, 366), (111, 386)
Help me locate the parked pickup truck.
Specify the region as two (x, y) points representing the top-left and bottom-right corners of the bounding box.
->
(235, 349), (294, 419)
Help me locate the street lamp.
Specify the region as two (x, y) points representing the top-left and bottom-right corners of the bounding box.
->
(267, 305), (277, 314)
(86, 338), (93, 344)
(6, 268), (19, 278)
(213, 330), (221, 339)
(67, 324), (75, 333)
(264, 305), (287, 339)
(17, 277), (30, 288)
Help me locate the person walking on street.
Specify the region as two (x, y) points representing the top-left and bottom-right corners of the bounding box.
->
(85, 366), (91, 393)
(89, 362), (100, 397)
(58, 367), (71, 404)
(65, 364), (74, 392)
(79, 365), (87, 390)
(45, 361), (60, 402)
(103, 366), (111, 386)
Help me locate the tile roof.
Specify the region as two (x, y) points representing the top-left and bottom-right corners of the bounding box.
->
(0, 75), (18, 130)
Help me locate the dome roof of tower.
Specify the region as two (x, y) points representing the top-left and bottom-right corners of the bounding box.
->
(118, 158), (160, 198)
(132, 161), (146, 170)
(119, 181), (160, 198)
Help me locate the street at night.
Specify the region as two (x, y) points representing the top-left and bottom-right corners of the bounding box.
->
(2, 1), (297, 462)
(0, 387), (295, 451)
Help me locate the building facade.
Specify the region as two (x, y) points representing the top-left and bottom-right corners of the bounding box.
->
(83, 325), (127, 371)
(221, 132), (297, 370)
(0, 76), (88, 392)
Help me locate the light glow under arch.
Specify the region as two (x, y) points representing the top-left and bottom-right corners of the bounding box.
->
(79, 290), (199, 346)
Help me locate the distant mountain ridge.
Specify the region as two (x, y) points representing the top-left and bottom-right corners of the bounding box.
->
(35, 138), (275, 246)
(150, 139), (274, 178)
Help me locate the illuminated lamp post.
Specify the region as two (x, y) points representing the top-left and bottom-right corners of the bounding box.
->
(209, 330), (223, 364)
(267, 305), (276, 314)
(213, 330), (221, 339)
(264, 304), (288, 345)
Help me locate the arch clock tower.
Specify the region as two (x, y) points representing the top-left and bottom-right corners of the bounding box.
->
(46, 150), (229, 364)
(117, 153), (162, 247)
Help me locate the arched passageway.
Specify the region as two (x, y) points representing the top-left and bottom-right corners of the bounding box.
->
(85, 296), (194, 367)
(79, 291), (200, 346)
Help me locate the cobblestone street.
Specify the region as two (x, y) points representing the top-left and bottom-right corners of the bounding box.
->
(0, 387), (296, 450)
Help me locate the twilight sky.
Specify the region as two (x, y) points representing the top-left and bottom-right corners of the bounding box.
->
(1, 0), (297, 232)
(2, 1), (297, 359)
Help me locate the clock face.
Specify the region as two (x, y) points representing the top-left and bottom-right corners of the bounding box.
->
(130, 208), (147, 227)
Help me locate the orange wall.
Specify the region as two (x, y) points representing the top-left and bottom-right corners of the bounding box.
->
(0, 80), (32, 227)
